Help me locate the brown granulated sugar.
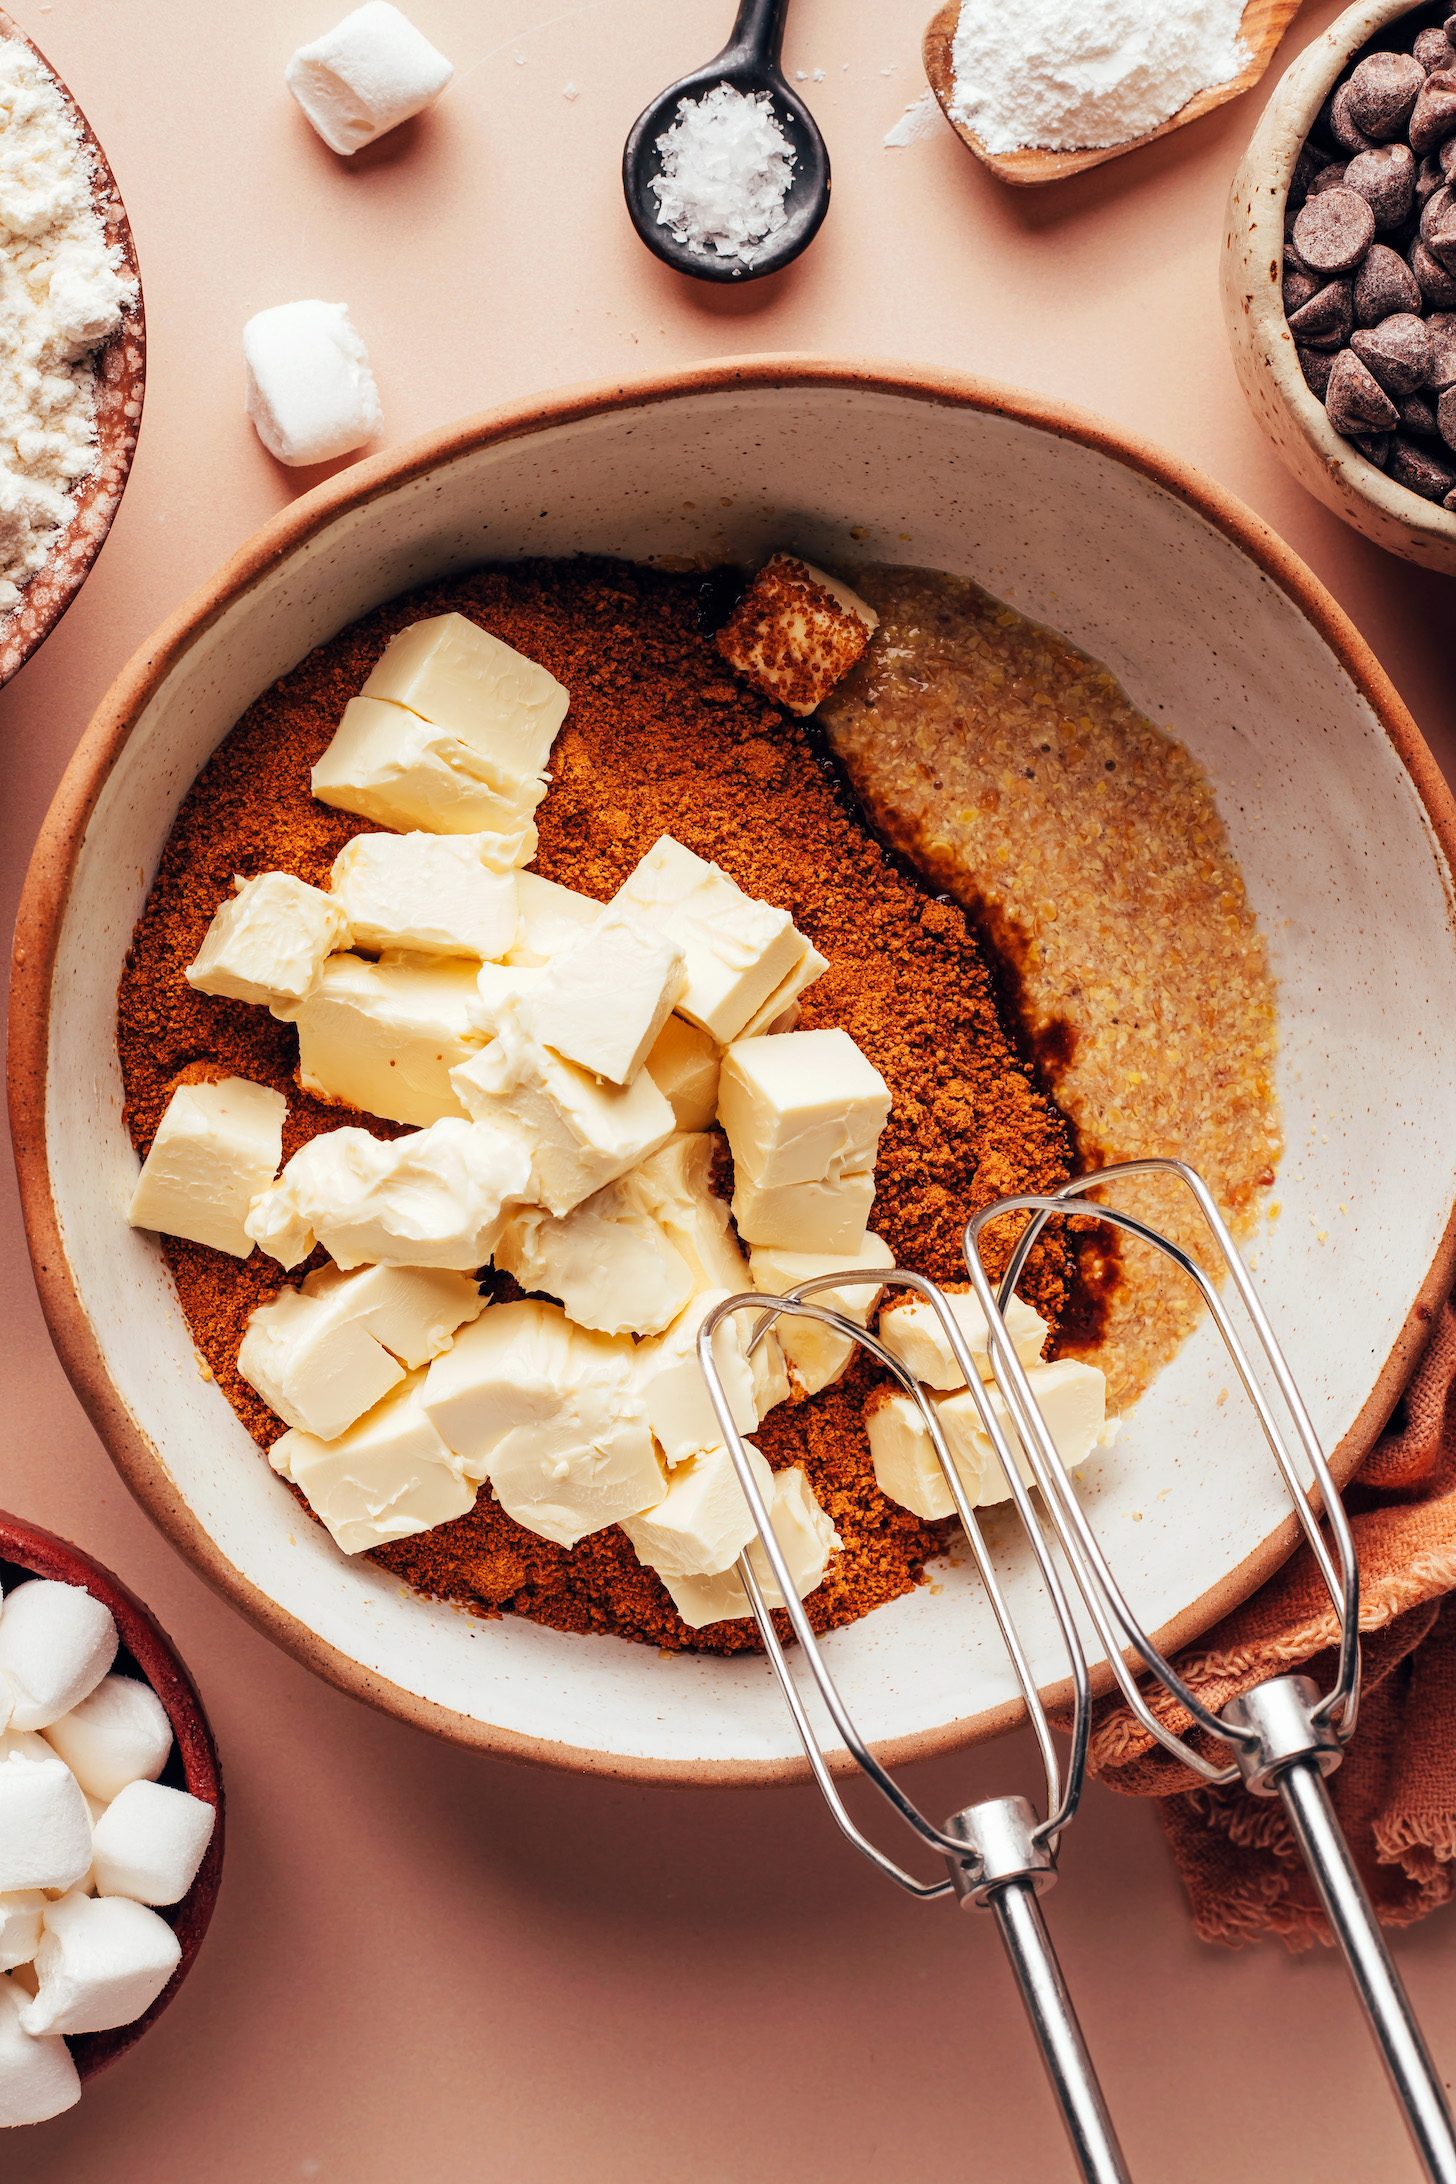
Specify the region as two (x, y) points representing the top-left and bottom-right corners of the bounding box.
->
(117, 558), (1076, 1654)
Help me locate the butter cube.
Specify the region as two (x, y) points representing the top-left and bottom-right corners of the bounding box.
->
(634, 1290), (760, 1466)
(421, 1301), (662, 1545)
(736, 941), (830, 1040)
(330, 833), (518, 959)
(312, 695), (545, 841)
(530, 910), (686, 1086)
(470, 960), (544, 1036)
(128, 1077), (285, 1258)
(622, 1134), (748, 1296)
(866, 1361), (1112, 1521)
(185, 872), (349, 1009)
(715, 555), (878, 716)
(503, 870), (603, 966)
(245, 1116), (530, 1271)
(748, 1233), (894, 1394)
(276, 951), (484, 1128)
(878, 1288), (1048, 1390)
(643, 1015), (720, 1132)
(495, 1179), (692, 1337)
(622, 1439), (776, 1579)
(362, 613), (568, 788)
(663, 1466), (841, 1628)
(611, 836), (807, 1043)
(238, 1262), (483, 1440)
(270, 1371), (475, 1554)
(450, 997), (674, 1216)
(718, 1028), (890, 1189)
(732, 1167), (875, 1255)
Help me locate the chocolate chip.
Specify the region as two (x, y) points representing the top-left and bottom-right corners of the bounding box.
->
(1427, 311), (1456, 387)
(1283, 261), (1322, 313)
(1399, 387), (1440, 434)
(1351, 311), (1433, 395)
(1347, 51), (1425, 139)
(1412, 236), (1456, 305)
(1293, 186), (1376, 271)
(1415, 28), (1456, 74)
(1418, 152), (1447, 209)
(1291, 141), (1334, 202)
(1387, 432), (1456, 496)
(1421, 183), (1456, 269)
(1351, 431), (1393, 467)
(1324, 346), (1402, 431)
(1345, 143), (1415, 226)
(1330, 80), (1381, 155)
(1298, 343), (1337, 397)
(1353, 241), (1423, 322)
(1442, 136), (1456, 179)
(1308, 160), (1351, 197)
(1409, 69), (1456, 156)
(1289, 280), (1355, 345)
(1440, 383), (1456, 451)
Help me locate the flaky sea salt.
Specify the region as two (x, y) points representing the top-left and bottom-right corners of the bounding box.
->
(650, 83), (795, 264)
(950, 0), (1249, 153)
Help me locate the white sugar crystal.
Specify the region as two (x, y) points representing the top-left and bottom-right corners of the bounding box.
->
(0, 1975), (79, 2127)
(650, 82), (795, 264)
(0, 1756), (94, 1893)
(0, 1893), (45, 1974)
(243, 299), (381, 467)
(20, 1891), (180, 2037)
(91, 1779), (216, 1907)
(0, 1579), (117, 1731)
(42, 1674), (173, 1805)
(287, 2), (454, 156)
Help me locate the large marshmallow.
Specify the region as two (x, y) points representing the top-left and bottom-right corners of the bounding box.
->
(276, 950), (485, 1128)
(634, 1290), (760, 1467)
(662, 1466), (841, 1628)
(0, 1975), (79, 2127)
(127, 1076), (286, 1258)
(239, 1261), (483, 1439)
(877, 1287), (1048, 1390)
(42, 1675), (173, 1806)
(90, 1780), (216, 1907)
(330, 832), (518, 958)
(621, 1439), (776, 1579)
(243, 299), (381, 467)
(643, 1015), (721, 1132)
(731, 1166), (875, 1254)
(530, 910), (686, 1086)
(245, 1117), (530, 1271)
(505, 871), (605, 966)
(0, 1757), (94, 1892)
(362, 613), (568, 790)
(0, 1893), (45, 1974)
(286, 2), (453, 156)
(748, 1234), (893, 1394)
(185, 872), (349, 1007)
(0, 1580), (117, 1733)
(312, 696), (544, 841)
(718, 1028), (890, 1189)
(21, 1891), (180, 2037)
(610, 836), (808, 1043)
(271, 1370), (475, 1554)
(494, 1181), (692, 1338)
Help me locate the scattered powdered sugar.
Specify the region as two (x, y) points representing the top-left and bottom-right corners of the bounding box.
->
(650, 82), (795, 264)
(0, 39), (135, 616)
(950, 0), (1249, 154)
(884, 90), (940, 148)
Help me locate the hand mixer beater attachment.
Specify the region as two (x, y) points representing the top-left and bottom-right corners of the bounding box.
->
(696, 1157), (1456, 2184)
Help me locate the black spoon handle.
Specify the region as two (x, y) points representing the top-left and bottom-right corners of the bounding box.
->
(719, 0), (793, 71)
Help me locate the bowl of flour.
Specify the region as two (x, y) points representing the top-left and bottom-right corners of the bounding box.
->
(0, 10), (143, 687)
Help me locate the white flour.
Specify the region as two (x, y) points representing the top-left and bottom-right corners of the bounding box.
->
(0, 40), (135, 615)
(950, 0), (1249, 154)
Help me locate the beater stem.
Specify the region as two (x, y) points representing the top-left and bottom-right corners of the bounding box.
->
(988, 1882), (1132, 2184)
(1276, 1759), (1456, 2184)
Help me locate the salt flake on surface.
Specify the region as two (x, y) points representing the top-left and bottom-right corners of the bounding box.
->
(649, 82), (795, 264)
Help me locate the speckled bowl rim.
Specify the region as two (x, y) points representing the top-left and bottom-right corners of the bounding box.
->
(9, 356), (1456, 1784)
(0, 8), (146, 689)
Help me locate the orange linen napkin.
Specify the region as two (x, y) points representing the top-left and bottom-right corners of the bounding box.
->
(1089, 1291), (1456, 1947)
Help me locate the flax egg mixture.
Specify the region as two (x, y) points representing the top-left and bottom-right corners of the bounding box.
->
(117, 553), (1281, 1654)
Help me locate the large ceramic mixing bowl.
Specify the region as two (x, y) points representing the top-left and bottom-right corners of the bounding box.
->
(10, 359), (1456, 1781)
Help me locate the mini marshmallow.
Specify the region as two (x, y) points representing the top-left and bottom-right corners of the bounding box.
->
(0, 1580), (117, 1731)
(244, 299), (381, 467)
(42, 1675), (173, 1805)
(286, 3), (454, 157)
(0, 1975), (79, 2127)
(91, 1780), (216, 1907)
(0, 1894), (45, 1974)
(0, 1757), (94, 1893)
(20, 1892), (180, 2037)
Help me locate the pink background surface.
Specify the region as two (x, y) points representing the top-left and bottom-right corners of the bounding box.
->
(3, 1), (1455, 2176)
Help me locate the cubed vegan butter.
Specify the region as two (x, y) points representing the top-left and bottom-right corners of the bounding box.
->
(610, 835), (807, 1043)
(731, 1166), (875, 1255)
(311, 695), (545, 841)
(275, 951), (485, 1129)
(718, 1027), (890, 1189)
(877, 1288), (1049, 1391)
(642, 1015), (721, 1133)
(329, 832), (518, 959)
(748, 1233), (893, 1394)
(662, 1466), (841, 1628)
(269, 1371), (475, 1554)
(127, 1076), (285, 1259)
(530, 909), (686, 1087)
(185, 872), (349, 1008)
(361, 612), (568, 786)
(621, 1439), (776, 1579)
(239, 1263), (483, 1441)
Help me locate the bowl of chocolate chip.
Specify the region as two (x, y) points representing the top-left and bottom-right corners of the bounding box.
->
(10, 359), (1456, 1782)
(1224, 0), (1456, 570)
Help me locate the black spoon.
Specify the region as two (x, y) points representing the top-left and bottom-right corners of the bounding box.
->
(622, 0), (830, 284)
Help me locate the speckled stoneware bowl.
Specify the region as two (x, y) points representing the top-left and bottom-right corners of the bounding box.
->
(10, 360), (1456, 1783)
(0, 8), (145, 688)
(0, 1510), (223, 2080)
(1223, 0), (1456, 573)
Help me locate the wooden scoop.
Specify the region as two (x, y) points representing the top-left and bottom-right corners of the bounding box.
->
(922, 0), (1303, 186)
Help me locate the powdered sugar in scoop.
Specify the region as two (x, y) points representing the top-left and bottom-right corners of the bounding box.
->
(950, 0), (1249, 154)
(0, 40), (136, 616)
(650, 82), (795, 264)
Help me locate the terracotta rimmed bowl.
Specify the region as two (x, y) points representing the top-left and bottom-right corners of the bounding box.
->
(0, 9), (145, 687)
(0, 1510), (223, 2079)
(1222, 0), (1456, 574)
(10, 358), (1456, 1784)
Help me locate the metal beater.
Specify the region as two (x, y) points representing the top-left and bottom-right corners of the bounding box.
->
(695, 1157), (1456, 2183)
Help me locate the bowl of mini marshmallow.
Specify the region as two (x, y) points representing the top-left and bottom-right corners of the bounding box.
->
(0, 1511), (222, 2128)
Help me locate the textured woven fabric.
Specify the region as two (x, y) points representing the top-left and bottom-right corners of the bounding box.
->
(1089, 1291), (1456, 1947)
